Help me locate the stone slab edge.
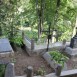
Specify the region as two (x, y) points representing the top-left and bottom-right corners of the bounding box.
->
(42, 52), (62, 76)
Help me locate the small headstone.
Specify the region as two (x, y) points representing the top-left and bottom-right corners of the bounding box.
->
(55, 64), (62, 76)
(26, 66), (33, 77)
(5, 63), (15, 77)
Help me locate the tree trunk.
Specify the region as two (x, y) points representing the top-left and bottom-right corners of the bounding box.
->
(51, 0), (60, 43)
(0, 26), (2, 36)
(36, 0), (45, 40)
(72, 17), (77, 37)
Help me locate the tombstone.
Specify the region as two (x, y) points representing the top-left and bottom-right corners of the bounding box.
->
(65, 27), (77, 58)
(55, 64), (62, 76)
(70, 27), (77, 48)
(26, 66), (33, 77)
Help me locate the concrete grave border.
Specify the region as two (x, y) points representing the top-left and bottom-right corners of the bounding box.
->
(0, 60), (15, 77)
(42, 52), (77, 77)
(0, 38), (14, 58)
(23, 35), (35, 56)
(23, 35), (70, 56)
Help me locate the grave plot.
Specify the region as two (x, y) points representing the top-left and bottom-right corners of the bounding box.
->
(43, 50), (77, 77)
(64, 31), (77, 59)
(0, 38), (14, 59)
(23, 34), (70, 56)
(13, 50), (54, 76)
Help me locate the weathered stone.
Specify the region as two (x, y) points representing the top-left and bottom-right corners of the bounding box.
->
(0, 38), (14, 60)
(62, 63), (67, 71)
(43, 52), (62, 75)
(0, 60), (9, 64)
(55, 64), (62, 76)
(43, 52), (52, 65)
(31, 39), (34, 50)
(0, 38), (13, 53)
(0, 61), (14, 77)
(26, 66), (33, 77)
(24, 37), (32, 49)
(65, 47), (77, 57)
(5, 63), (15, 77)
(60, 69), (77, 77)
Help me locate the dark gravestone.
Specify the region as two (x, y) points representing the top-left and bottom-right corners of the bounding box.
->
(0, 38), (13, 53)
(70, 37), (77, 48)
(70, 27), (77, 48)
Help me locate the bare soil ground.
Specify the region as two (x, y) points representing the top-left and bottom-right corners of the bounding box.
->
(14, 49), (54, 76)
(1, 47), (77, 77)
(0, 47), (54, 76)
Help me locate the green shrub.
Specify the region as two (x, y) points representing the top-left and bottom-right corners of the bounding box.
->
(0, 64), (6, 77)
(10, 35), (23, 47)
(49, 51), (68, 68)
(25, 30), (38, 41)
(25, 30), (47, 43)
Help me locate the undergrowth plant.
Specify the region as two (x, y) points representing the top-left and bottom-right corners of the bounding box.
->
(0, 64), (6, 77)
(49, 51), (69, 68)
(36, 66), (46, 76)
(10, 35), (23, 47)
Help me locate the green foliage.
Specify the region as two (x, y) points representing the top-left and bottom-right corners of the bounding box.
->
(36, 66), (46, 76)
(0, 0), (20, 42)
(11, 35), (23, 47)
(25, 30), (38, 41)
(59, 30), (72, 41)
(0, 64), (6, 77)
(30, 0), (77, 41)
(11, 58), (16, 63)
(0, 0), (77, 43)
(49, 51), (68, 68)
(25, 30), (47, 43)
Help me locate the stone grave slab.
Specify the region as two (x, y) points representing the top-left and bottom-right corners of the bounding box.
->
(0, 38), (13, 53)
(65, 47), (77, 59)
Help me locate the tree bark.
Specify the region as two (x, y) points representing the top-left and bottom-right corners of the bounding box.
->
(72, 17), (77, 37)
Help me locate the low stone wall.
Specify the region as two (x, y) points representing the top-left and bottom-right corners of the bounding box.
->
(64, 47), (77, 59)
(42, 52), (62, 76)
(0, 50), (14, 61)
(42, 52), (77, 77)
(23, 34), (70, 56)
(23, 36), (35, 56)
